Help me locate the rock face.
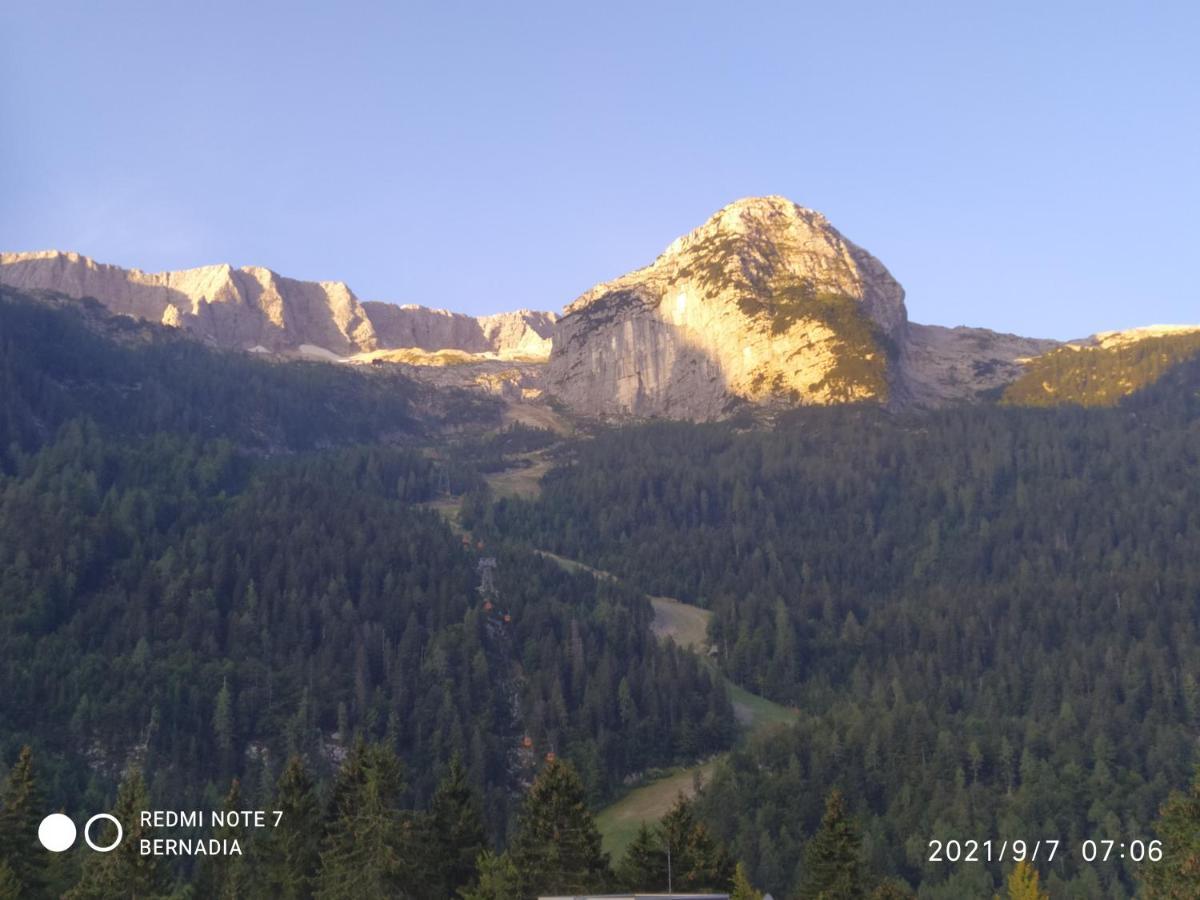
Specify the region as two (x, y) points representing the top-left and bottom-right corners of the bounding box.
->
(363, 302), (555, 359)
(899, 324), (1062, 405)
(0, 250), (554, 360)
(547, 196), (909, 418)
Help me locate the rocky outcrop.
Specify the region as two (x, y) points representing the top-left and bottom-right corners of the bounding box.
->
(0, 250), (377, 355)
(547, 196), (908, 418)
(362, 302), (555, 359)
(899, 324), (1062, 405)
(0, 250), (554, 360)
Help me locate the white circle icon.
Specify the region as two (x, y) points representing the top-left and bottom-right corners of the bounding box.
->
(83, 813), (123, 852)
(38, 813), (77, 852)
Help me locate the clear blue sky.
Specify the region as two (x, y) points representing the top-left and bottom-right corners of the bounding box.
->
(3, 2), (1196, 338)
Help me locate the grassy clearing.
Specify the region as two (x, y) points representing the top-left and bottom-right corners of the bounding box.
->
(484, 453), (553, 500)
(595, 759), (719, 861)
(649, 595), (711, 651)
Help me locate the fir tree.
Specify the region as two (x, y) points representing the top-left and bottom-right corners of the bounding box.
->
(507, 757), (611, 895)
(460, 850), (521, 900)
(617, 822), (667, 890)
(658, 793), (735, 891)
(256, 756), (321, 899)
(314, 741), (409, 899)
(0, 746), (44, 896)
(730, 861), (763, 900)
(797, 789), (865, 899)
(195, 779), (251, 899)
(1141, 767), (1200, 899)
(66, 769), (172, 900)
(427, 754), (486, 897)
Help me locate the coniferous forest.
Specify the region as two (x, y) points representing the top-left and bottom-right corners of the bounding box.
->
(3, 287), (1200, 897)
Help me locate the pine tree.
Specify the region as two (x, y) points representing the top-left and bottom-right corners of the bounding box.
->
(0, 746), (44, 895)
(658, 793), (735, 891)
(256, 756), (321, 899)
(314, 741), (409, 899)
(1141, 767), (1200, 899)
(1003, 861), (1048, 900)
(66, 768), (172, 899)
(730, 861), (763, 900)
(195, 779), (251, 899)
(797, 789), (865, 899)
(507, 757), (611, 895)
(617, 822), (667, 890)
(427, 754), (486, 897)
(460, 850), (521, 900)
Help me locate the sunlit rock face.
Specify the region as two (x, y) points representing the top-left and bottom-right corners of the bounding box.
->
(547, 196), (909, 419)
(0, 250), (377, 354)
(0, 251), (555, 359)
(898, 324), (1063, 406)
(363, 302), (555, 359)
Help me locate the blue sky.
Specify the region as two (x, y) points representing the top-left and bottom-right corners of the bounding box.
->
(2, 1), (1196, 338)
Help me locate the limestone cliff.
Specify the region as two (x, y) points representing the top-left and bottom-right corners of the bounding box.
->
(0, 250), (555, 360)
(899, 324), (1062, 405)
(0, 250), (377, 355)
(362, 302), (555, 359)
(547, 196), (908, 418)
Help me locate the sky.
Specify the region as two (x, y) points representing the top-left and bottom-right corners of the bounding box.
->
(2, 1), (1197, 339)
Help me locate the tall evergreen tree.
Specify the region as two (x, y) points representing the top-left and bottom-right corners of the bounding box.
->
(256, 756), (321, 900)
(194, 779), (251, 899)
(730, 861), (763, 900)
(460, 850), (521, 900)
(1141, 767), (1200, 899)
(617, 822), (668, 890)
(658, 794), (735, 891)
(797, 789), (865, 899)
(426, 755), (486, 897)
(314, 741), (410, 900)
(507, 758), (611, 895)
(0, 746), (44, 896)
(66, 769), (172, 900)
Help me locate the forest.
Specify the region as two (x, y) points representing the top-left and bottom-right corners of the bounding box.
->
(0, 291), (736, 896)
(483, 359), (1200, 896)
(3, 286), (1200, 897)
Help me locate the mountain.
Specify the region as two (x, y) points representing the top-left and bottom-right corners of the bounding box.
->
(548, 196), (908, 418)
(0, 250), (553, 360)
(6, 199), (1199, 420)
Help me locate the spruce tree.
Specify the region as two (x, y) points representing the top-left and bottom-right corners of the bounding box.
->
(256, 756), (321, 899)
(459, 850), (521, 900)
(427, 754), (486, 897)
(658, 793), (735, 891)
(314, 741), (409, 899)
(797, 789), (865, 899)
(617, 822), (667, 890)
(66, 768), (172, 899)
(1141, 767), (1200, 899)
(194, 779), (251, 899)
(0, 746), (44, 895)
(507, 757), (611, 895)
(730, 861), (763, 900)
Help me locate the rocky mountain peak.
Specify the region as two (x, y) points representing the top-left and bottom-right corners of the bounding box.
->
(550, 196), (909, 418)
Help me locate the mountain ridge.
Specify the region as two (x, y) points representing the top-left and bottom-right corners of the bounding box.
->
(5, 197), (1198, 418)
